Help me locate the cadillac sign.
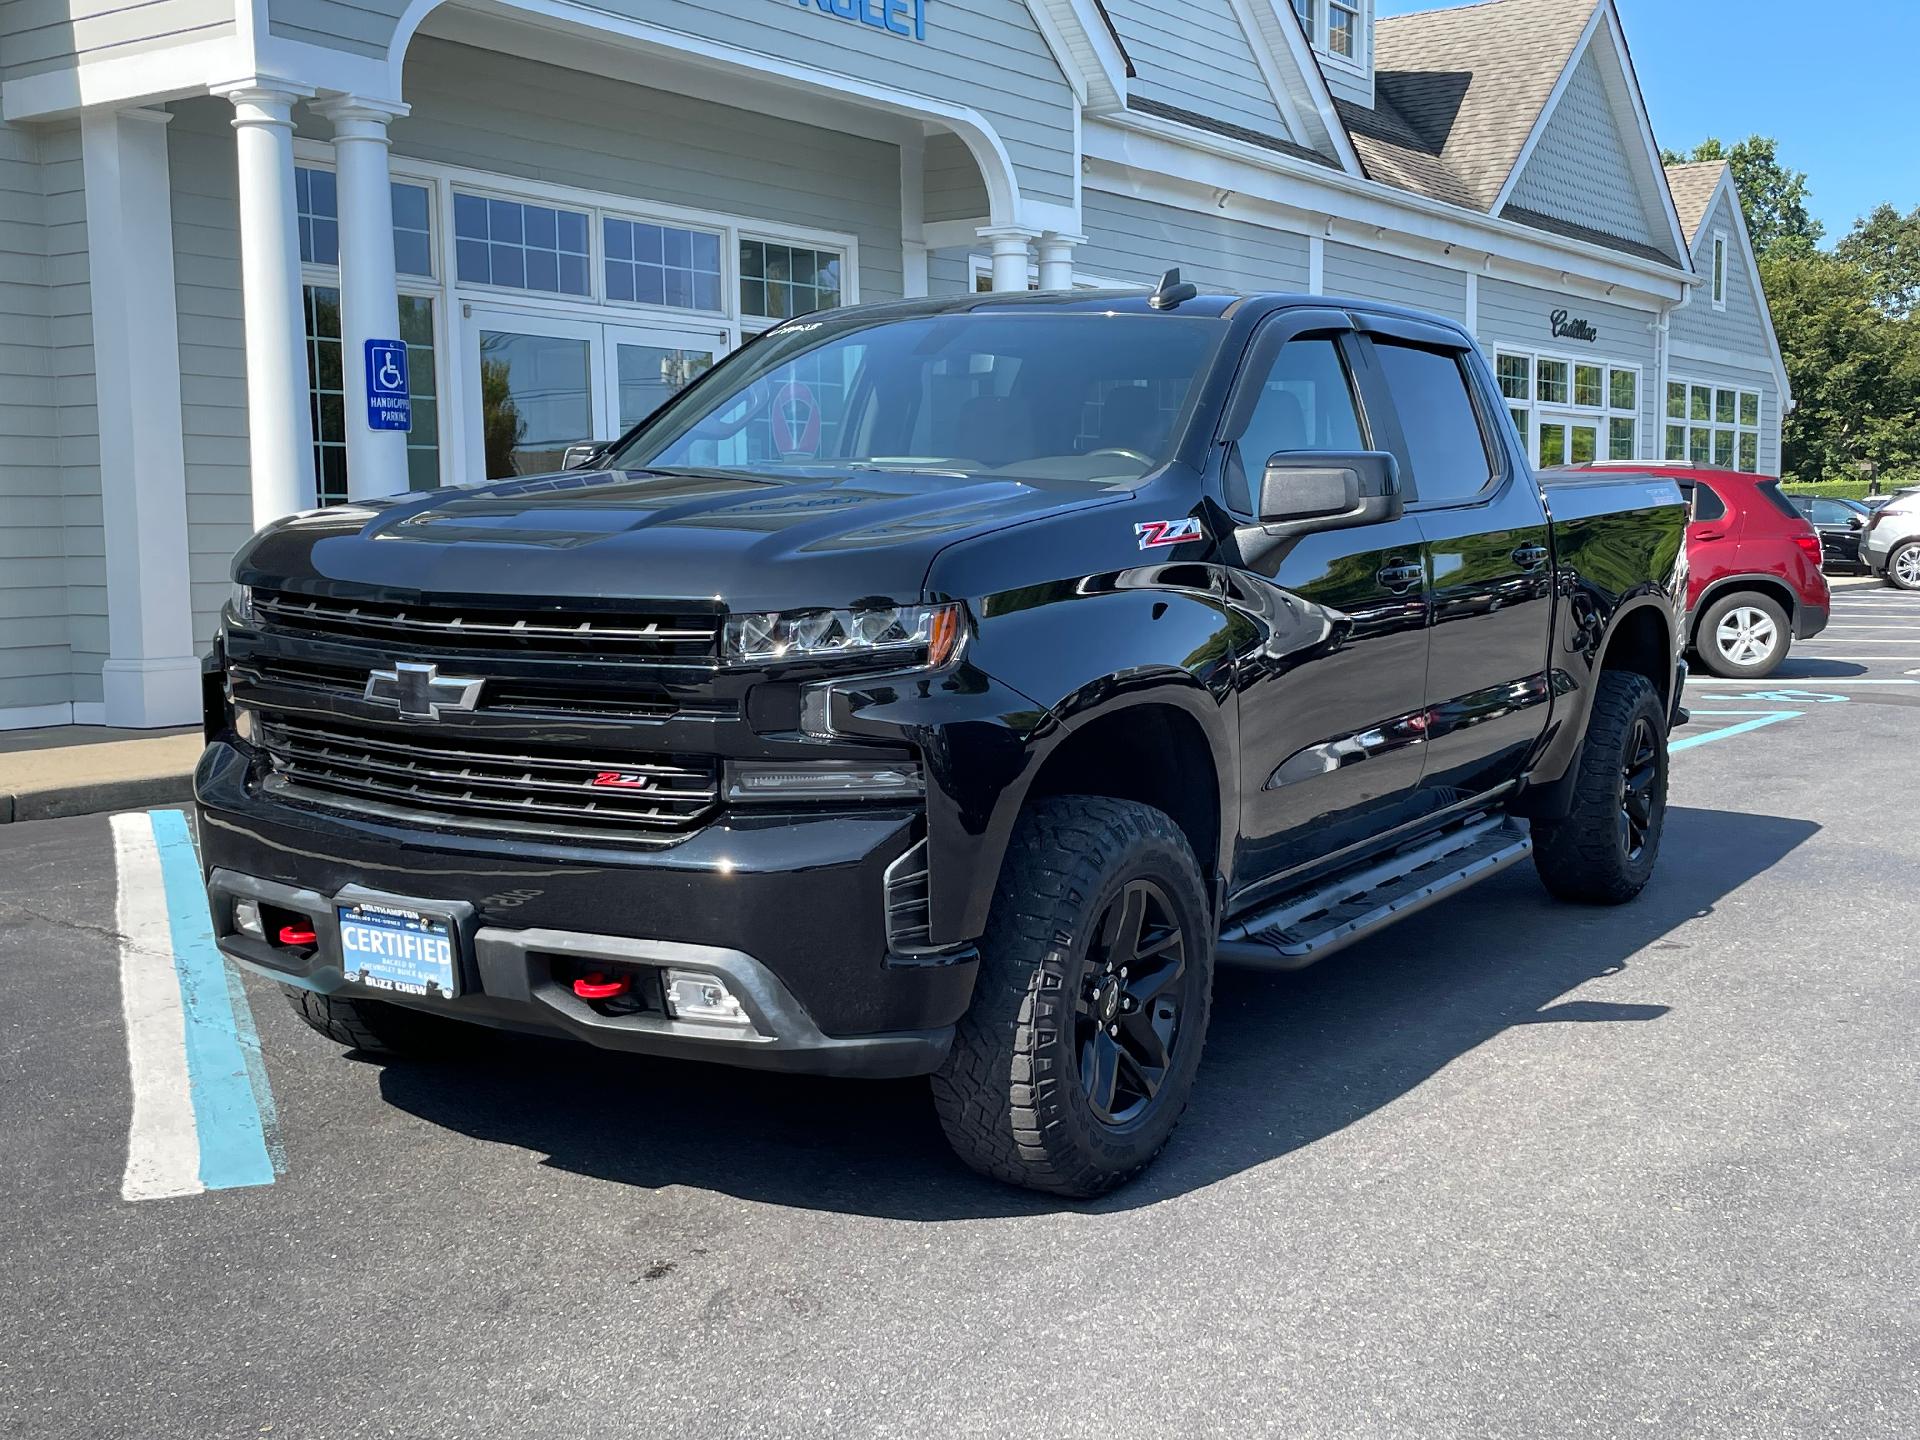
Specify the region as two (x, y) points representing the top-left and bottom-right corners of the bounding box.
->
(1549, 308), (1599, 343)
(792, 0), (928, 42)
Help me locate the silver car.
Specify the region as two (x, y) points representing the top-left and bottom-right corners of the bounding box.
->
(1863, 492), (1920, 590)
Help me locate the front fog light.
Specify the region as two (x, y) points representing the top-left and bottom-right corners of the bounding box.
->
(233, 898), (264, 940)
(663, 969), (754, 1028)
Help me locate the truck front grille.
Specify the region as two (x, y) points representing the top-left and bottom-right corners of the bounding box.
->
(252, 590), (720, 663)
(256, 713), (719, 841)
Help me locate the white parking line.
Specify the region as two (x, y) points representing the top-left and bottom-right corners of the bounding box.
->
(113, 813), (204, 1202)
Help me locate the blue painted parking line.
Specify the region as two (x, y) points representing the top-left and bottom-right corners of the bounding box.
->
(1671, 708), (1816, 752)
(117, 809), (279, 1199)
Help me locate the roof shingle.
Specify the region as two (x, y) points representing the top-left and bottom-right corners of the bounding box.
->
(1663, 161), (1727, 247)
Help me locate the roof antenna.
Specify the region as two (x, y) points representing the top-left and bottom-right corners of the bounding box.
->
(1149, 267), (1198, 310)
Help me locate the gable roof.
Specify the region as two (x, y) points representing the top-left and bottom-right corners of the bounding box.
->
(1664, 160), (1726, 246)
(1369, 0), (1598, 212)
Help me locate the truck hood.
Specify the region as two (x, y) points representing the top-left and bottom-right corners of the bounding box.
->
(238, 467), (1129, 611)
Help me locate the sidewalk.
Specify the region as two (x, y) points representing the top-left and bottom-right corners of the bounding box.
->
(0, 724), (200, 823)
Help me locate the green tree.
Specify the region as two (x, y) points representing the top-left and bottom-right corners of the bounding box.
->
(1661, 135), (1823, 256)
(479, 356), (524, 479)
(1835, 204), (1920, 319)
(1761, 246), (1920, 483)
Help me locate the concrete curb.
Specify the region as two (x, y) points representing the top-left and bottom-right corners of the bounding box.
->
(1, 773), (196, 825)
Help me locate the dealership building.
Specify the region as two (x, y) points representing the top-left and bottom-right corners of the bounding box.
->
(0, 0), (1790, 730)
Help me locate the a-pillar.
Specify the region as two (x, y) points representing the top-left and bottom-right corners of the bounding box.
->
(1036, 231), (1084, 291)
(313, 95), (411, 500)
(976, 225), (1039, 292)
(212, 79), (317, 529)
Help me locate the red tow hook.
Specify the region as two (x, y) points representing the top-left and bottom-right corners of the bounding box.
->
(572, 971), (630, 1001)
(277, 923), (318, 947)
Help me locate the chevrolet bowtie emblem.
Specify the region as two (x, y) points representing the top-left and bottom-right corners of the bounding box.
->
(363, 662), (485, 721)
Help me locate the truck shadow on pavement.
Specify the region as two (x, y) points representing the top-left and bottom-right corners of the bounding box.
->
(375, 804), (1816, 1217)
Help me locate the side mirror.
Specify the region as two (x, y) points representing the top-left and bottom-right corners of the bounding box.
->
(561, 443), (604, 470)
(1257, 451), (1403, 535)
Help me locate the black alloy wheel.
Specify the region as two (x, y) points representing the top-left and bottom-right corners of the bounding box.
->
(1618, 713), (1661, 864)
(1077, 878), (1188, 1128)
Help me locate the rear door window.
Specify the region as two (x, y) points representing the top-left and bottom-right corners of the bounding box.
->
(1370, 340), (1497, 507)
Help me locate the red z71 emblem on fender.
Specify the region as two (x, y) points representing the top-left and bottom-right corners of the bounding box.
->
(1135, 517), (1203, 549)
(590, 771), (653, 790)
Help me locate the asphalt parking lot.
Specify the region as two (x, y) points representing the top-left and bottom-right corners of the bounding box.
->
(2, 580), (1915, 1439)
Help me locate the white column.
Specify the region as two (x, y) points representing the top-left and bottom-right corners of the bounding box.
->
(1036, 232), (1084, 291)
(899, 134), (929, 299)
(81, 108), (200, 727)
(976, 225), (1039, 292)
(213, 80), (317, 529)
(314, 95), (411, 500)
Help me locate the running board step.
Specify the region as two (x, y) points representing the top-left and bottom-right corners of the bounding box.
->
(1215, 815), (1533, 970)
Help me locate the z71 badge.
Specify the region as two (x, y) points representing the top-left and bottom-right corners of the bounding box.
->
(1135, 517), (1204, 549)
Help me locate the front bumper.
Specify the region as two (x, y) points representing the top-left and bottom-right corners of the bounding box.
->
(196, 741), (977, 1078)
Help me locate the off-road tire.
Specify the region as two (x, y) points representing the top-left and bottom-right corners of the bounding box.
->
(1887, 540), (1920, 591)
(931, 796), (1213, 1199)
(1532, 670), (1668, 905)
(282, 985), (450, 1056)
(1694, 590), (1791, 678)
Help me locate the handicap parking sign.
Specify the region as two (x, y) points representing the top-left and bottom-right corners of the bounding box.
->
(364, 339), (412, 432)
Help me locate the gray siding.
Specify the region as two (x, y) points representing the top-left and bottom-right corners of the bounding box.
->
(0, 0), (234, 83)
(1505, 47), (1658, 250)
(1323, 241), (1467, 321)
(42, 122), (103, 707)
(924, 131), (990, 225)
(1078, 188), (1309, 291)
(386, 37), (905, 303)
(1670, 189), (1770, 362)
(1103, 0), (1290, 138)
(168, 99), (252, 651)
(270, 0), (1076, 208)
(1477, 274), (1661, 463)
(0, 115), (71, 713)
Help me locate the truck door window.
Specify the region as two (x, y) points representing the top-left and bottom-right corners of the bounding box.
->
(1371, 340), (1497, 507)
(1225, 336), (1365, 512)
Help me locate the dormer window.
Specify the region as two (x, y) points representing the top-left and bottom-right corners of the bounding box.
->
(1294, 0), (1372, 71)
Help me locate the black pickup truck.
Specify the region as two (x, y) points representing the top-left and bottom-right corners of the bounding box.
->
(198, 279), (1688, 1197)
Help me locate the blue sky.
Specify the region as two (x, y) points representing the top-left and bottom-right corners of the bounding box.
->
(1374, 0), (1916, 244)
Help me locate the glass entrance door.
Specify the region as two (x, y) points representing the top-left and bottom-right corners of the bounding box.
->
(1536, 414), (1601, 468)
(463, 308), (725, 479)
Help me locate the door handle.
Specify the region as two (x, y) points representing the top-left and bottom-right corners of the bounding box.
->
(1511, 543), (1549, 570)
(1376, 562), (1424, 593)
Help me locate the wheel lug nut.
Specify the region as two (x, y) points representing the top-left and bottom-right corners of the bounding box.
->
(1109, 1024), (1119, 1036)
(1119, 967), (1128, 979)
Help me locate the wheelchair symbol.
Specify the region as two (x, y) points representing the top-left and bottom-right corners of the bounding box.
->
(1721, 689), (1849, 703)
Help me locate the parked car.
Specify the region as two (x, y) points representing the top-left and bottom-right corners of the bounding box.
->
(1787, 494), (1872, 570)
(1558, 464), (1829, 678)
(1863, 486), (1920, 512)
(1863, 490), (1920, 590)
(198, 282), (1688, 1198)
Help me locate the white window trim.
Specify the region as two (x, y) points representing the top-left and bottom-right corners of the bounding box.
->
(1711, 229), (1729, 311)
(1666, 374), (1762, 472)
(1295, 0), (1372, 78)
(289, 140), (860, 490)
(1495, 347), (1642, 465)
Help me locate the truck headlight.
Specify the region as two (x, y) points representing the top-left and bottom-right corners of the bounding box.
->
(721, 602), (964, 668)
(226, 582), (259, 629)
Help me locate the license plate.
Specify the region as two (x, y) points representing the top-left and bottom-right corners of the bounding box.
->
(336, 901), (458, 998)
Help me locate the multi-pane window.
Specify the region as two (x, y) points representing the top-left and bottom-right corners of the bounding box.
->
(453, 193), (590, 296)
(740, 239), (843, 321)
(1292, 0), (1314, 41)
(604, 218), (722, 310)
(1665, 380), (1762, 472)
(1328, 0), (1360, 56)
(295, 166), (432, 278)
(1499, 350), (1639, 466)
(302, 285), (440, 504)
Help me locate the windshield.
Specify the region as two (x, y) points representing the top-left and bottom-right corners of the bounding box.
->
(605, 310), (1223, 485)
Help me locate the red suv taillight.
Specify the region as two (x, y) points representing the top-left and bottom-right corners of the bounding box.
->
(1792, 532), (1822, 563)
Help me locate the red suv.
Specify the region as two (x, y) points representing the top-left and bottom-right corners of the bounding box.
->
(1560, 465), (1830, 678)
